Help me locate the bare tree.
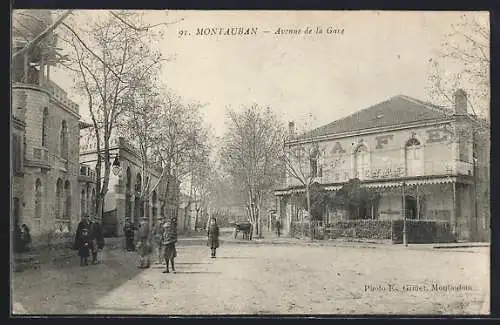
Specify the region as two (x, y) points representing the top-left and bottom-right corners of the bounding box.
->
(63, 12), (165, 221)
(152, 92), (209, 229)
(427, 13), (489, 120)
(117, 78), (166, 225)
(426, 13), (490, 241)
(219, 104), (284, 238)
(282, 124), (341, 240)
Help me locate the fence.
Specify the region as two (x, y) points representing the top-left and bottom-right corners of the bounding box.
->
(291, 219), (458, 243)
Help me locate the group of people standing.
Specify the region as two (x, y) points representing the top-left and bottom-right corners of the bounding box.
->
(73, 214), (221, 271)
(73, 215), (105, 266)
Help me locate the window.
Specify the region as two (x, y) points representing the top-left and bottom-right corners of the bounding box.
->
(459, 131), (470, 162)
(405, 137), (423, 176)
(13, 134), (23, 174)
(64, 180), (71, 221)
(56, 178), (63, 219)
(13, 197), (20, 226)
(42, 108), (48, 146)
(60, 120), (68, 159)
(309, 146), (320, 178)
(35, 179), (43, 220)
(354, 145), (369, 179)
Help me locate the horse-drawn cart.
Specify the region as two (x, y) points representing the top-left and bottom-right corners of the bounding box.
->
(234, 222), (253, 240)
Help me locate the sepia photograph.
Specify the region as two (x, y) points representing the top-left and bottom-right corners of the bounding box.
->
(10, 10), (490, 316)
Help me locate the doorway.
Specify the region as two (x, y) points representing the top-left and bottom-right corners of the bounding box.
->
(405, 196), (417, 219)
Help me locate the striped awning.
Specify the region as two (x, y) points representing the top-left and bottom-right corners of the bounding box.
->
(274, 176), (470, 196)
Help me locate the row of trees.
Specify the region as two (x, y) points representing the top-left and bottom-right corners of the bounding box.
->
(13, 10), (212, 223)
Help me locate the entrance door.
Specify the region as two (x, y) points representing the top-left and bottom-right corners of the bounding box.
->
(405, 196), (417, 219)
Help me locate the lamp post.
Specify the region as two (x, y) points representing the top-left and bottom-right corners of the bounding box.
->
(402, 182), (408, 247)
(112, 154), (122, 176)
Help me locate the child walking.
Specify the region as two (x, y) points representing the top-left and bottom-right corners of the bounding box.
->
(77, 228), (93, 266)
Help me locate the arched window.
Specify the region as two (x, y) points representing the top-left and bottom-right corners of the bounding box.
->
(42, 107), (48, 146)
(56, 178), (63, 219)
(60, 120), (68, 159)
(64, 180), (71, 220)
(309, 146), (319, 178)
(354, 144), (369, 179)
(405, 137), (423, 176)
(35, 179), (43, 220)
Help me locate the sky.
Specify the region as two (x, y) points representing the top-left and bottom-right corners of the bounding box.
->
(50, 10), (489, 138)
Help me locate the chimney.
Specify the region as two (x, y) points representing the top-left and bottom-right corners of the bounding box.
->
(454, 89), (467, 115)
(288, 121), (295, 139)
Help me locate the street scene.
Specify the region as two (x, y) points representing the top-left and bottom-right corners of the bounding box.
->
(11, 10), (490, 316)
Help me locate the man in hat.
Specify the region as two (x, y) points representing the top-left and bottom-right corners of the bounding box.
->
(152, 217), (165, 264)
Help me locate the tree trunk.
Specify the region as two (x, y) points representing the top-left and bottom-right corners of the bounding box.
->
(306, 185), (313, 240)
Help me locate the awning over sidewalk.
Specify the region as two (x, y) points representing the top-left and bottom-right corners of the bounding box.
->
(274, 175), (472, 197)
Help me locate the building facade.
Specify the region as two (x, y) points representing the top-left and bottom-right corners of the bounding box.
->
(275, 90), (489, 242)
(11, 10), (90, 244)
(79, 134), (181, 236)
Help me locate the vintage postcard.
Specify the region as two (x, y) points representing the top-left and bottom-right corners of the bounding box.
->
(11, 10), (490, 316)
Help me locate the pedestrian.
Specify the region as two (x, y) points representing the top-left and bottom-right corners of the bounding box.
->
(123, 218), (135, 251)
(89, 217), (105, 265)
(76, 228), (93, 266)
(73, 215), (91, 251)
(152, 217), (165, 264)
(137, 216), (152, 269)
(276, 219), (281, 237)
(162, 218), (177, 274)
(20, 224), (32, 251)
(207, 217), (219, 258)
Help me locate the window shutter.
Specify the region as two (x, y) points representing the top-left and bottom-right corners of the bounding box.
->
(13, 135), (20, 173)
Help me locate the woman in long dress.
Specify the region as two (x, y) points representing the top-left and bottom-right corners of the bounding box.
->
(207, 217), (220, 258)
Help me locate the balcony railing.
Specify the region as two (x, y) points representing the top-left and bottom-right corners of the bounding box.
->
(25, 146), (50, 169)
(79, 164), (96, 183)
(286, 160), (472, 187)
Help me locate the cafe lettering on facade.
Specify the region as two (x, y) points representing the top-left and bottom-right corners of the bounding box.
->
(275, 90), (489, 242)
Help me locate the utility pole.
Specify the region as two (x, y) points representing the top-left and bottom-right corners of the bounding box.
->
(402, 182), (408, 247)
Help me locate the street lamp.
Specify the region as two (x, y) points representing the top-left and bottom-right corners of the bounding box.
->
(112, 154), (122, 176)
(402, 181), (408, 247)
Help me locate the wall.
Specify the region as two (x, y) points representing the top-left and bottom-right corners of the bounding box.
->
(12, 84), (81, 245)
(285, 120), (468, 188)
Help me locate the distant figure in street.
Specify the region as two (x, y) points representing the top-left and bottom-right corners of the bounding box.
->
(152, 217), (165, 264)
(207, 217), (220, 258)
(123, 218), (135, 251)
(162, 218), (177, 273)
(73, 215), (91, 251)
(276, 219), (281, 237)
(137, 217), (152, 268)
(76, 228), (93, 266)
(20, 224), (32, 251)
(89, 217), (105, 264)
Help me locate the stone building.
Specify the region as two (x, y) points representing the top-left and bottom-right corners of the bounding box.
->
(275, 90), (489, 242)
(11, 10), (90, 243)
(79, 133), (181, 236)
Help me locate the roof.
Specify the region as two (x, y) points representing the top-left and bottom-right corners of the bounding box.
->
(298, 95), (450, 140)
(79, 121), (93, 129)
